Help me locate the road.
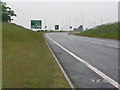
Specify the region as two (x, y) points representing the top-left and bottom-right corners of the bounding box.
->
(44, 32), (119, 89)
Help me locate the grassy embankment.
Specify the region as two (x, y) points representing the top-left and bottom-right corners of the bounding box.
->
(0, 22), (2, 89)
(74, 22), (119, 40)
(2, 22), (70, 88)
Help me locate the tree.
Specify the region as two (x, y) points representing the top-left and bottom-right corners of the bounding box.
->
(78, 25), (84, 31)
(0, 1), (16, 22)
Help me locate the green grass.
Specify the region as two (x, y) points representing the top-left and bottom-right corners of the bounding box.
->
(2, 22), (70, 88)
(0, 22), (2, 89)
(74, 22), (119, 40)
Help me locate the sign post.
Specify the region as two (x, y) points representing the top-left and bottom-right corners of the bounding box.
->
(31, 20), (42, 30)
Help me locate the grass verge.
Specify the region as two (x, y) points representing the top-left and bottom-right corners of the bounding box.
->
(2, 22), (70, 88)
(74, 22), (119, 40)
(0, 22), (2, 89)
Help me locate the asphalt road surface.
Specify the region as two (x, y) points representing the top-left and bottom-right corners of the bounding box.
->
(44, 32), (119, 89)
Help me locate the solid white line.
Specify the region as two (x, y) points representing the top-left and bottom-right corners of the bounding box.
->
(45, 38), (75, 89)
(46, 33), (120, 89)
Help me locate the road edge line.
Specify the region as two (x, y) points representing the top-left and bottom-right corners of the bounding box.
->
(44, 35), (75, 89)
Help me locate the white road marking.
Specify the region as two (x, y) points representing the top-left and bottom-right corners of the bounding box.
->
(107, 45), (119, 48)
(101, 40), (105, 41)
(46, 33), (119, 89)
(45, 38), (75, 89)
(91, 42), (102, 45)
(76, 36), (119, 48)
(87, 41), (119, 48)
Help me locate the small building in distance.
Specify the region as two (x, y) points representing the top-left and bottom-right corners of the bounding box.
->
(74, 25), (84, 32)
(73, 28), (78, 31)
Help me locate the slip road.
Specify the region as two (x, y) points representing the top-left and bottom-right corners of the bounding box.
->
(44, 32), (119, 89)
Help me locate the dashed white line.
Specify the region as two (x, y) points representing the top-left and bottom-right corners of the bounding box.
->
(107, 45), (119, 48)
(91, 41), (102, 45)
(89, 41), (119, 48)
(77, 37), (119, 48)
(46, 33), (119, 89)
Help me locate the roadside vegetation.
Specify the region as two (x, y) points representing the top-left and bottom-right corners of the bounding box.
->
(74, 22), (119, 40)
(2, 22), (70, 88)
(1, 1), (16, 22)
(0, 22), (2, 89)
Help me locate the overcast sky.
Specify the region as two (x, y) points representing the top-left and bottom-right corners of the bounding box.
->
(3, 0), (119, 30)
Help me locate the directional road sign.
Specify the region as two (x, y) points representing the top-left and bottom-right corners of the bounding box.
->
(31, 20), (42, 29)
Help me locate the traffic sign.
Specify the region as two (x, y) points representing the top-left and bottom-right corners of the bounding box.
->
(31, 20), (42, 29)
(70, 26), (72, 29)
(55, 25), (59, 30)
